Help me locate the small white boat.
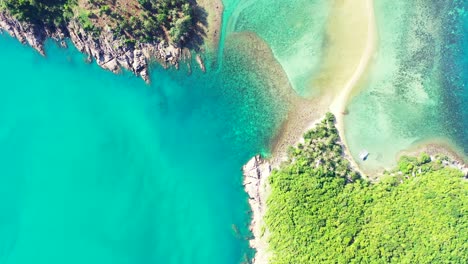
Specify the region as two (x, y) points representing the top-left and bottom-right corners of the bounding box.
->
(359, 150), (369, 161)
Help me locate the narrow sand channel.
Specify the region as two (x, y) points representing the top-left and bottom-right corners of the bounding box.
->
(329, 0), (377, 177)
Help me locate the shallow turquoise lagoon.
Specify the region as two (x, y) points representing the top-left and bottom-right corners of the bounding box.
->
(345, 0), (468, 171)
(228, 0), (468, 172)
(0, 25), (288, 263)
(230, 0), (331, 96)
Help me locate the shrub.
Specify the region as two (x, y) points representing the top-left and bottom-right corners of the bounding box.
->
(418, 152), (431, 165)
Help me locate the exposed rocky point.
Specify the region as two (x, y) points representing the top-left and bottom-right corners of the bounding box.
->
(0, 12), (196, 83)
(243, 155), (271, 264)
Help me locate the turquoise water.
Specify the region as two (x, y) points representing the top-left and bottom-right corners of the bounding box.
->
(344, 0), (468, 171)
(230, 0), (331, 96)
(442, 0), (468, 154)
(0, 18), (290, 263)
(226, 0), (468, 172)
(1, 0), (468, 263)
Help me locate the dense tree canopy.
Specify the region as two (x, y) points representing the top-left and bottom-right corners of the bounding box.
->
(3, 0), (75, 27)
(2, 0), (195, 44)
(265, 113), (467, 263)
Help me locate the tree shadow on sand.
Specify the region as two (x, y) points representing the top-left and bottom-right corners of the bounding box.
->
(185, 0), (208, 52)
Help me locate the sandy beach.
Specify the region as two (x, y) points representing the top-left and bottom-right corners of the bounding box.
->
(195, 0), (224, 54)
(329, 0), (377, 177)
(246, 0), (378, 263)
(272, 0), (377, 173)
(398, 138), (468, 166)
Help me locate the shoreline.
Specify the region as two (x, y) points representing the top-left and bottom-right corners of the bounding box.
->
(195, 0), (224, 66)
(354, 137), (468, 179)
(242, 155), (272, 264)
(329, 0), (377, 178)
(0, 1), (223, 82)
(243, 115), (330, 264)
(269, 96), (332, 167)
(243, 113), (371, 264)
(244, 0), (378, 262)
(0, 12), (178, 82)
(397, 138), (468, 173)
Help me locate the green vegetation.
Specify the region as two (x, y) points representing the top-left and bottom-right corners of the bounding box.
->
(2, 0), (196, 44)
(135, 0), (193, 43)
(3, 0), (76, 27)
(265, 113), (467, 263)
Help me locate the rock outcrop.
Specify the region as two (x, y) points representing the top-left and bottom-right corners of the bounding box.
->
(195, 54), (206, 72)
(0, 12), (193, 83)
(243, 155), (272, 264)
(0, 12), (47, 55)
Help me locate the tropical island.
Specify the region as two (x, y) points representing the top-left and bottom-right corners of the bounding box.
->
(0, 1), (466, 263)
(0, 0), (221, 81)
(244, 113), (468, 263)
(241, 1), (468, 262)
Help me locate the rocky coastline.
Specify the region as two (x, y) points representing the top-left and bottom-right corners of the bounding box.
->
(242, 155), (272, 264)
(0, 11), (200, 83)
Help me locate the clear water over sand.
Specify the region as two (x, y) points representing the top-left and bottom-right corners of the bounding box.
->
(229, 0), (467, 172)
(345, 0), (468, 172)
(231, 0), (331, 97)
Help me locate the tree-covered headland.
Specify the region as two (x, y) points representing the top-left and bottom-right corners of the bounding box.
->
(1, 0), (196, 44)
(266, 113), (467, 263)
(1, 0), (75, 27)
